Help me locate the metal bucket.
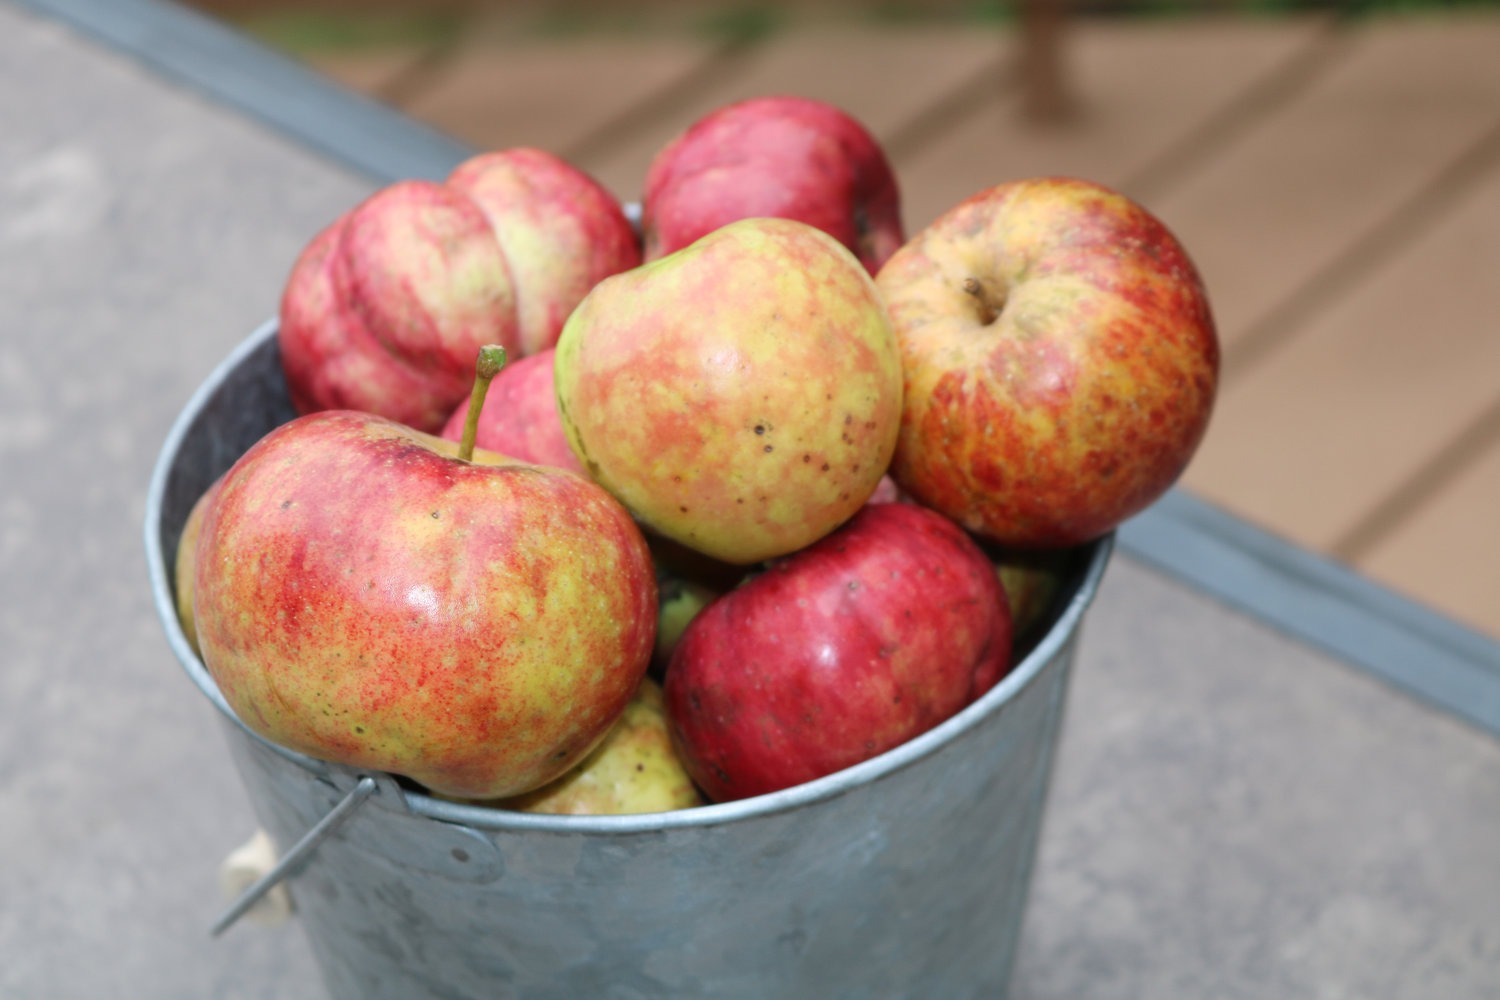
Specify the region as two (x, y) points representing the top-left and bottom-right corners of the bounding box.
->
(145, 320), (1113, 1000)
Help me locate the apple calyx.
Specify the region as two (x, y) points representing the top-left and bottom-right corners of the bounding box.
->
(458, 344), (508, 462)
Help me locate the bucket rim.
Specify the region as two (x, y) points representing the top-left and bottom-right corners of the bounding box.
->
(145, 319), (1114, 833)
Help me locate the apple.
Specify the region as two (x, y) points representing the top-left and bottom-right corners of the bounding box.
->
(991, 546), (1069, 641)
(279, 179), (521, 433)
(447, 148), (641, 356)
(480, 678), (703, 815)
(664, 502), (1013, 803)
(193, 348), (658, 800)
(173, 474), (223, 658)
(641, 95), (904, 275)
(652, 566), (723, 679)
(438, 347), (585, 475)
(867, 474), (902, 505)
(554, 217), (904, 565)
(875, 176), (1219, 548)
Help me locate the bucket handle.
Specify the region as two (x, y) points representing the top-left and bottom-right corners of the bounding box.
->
(211, 775), (378, 937)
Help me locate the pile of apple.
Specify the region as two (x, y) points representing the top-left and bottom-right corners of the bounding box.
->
(178, 96), (1218, 815)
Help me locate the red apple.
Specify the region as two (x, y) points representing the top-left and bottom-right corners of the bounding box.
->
(279, 180), (521, 432)
(447, 148), (641, 356)
(438, 348), (584, 475)
(641, 95), (904, 275)
(875, 177), (1219, 548)
(193, 350), (658, 799)
(554, 217), (904, 565)
(664, 502), (1012, 803)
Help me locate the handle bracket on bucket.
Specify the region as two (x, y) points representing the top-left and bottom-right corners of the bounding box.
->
(211, 774), (378, 937)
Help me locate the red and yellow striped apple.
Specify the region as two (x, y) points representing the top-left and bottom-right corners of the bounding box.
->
(876, 177), (1219, 548)
(279, 179), (521, 433)
(279, 149), (638, 432)
(447, 148), (640, 356)
(192, 351), (657, 799)
(554, 216), (904, 565)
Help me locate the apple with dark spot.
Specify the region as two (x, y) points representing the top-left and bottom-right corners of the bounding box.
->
(664, 501), (1012, 803)
(554, 216), (904, 565)
(875, 176), (1219, 548)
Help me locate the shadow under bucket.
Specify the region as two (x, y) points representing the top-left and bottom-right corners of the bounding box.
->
(145, 320), (1113, 1000)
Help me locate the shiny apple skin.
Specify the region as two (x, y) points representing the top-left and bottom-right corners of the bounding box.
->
(876, 177), (1219, 548)
(664, 502), (1012, 803)
(447, 148), (641, 356)
(279, 180), (521, 433)
(642, 95), (904, 274)
(193, 410), (657, 800)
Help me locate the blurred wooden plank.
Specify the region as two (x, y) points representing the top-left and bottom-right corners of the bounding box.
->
(571, 25), (1010, 215)
(1180, 134), (1500, 558)
(894, 18), (1328, 230)
(302, 47), (430, 98)
(394, 35), (725, 196)
(1359, 427), (1500, 639)
(1151, 13), (1500, 356)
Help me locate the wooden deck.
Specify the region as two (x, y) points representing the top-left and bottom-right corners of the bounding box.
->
(253, 7), (1499, 640)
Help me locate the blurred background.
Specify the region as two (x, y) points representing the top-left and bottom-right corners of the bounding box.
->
(178, 0), (1500, 640)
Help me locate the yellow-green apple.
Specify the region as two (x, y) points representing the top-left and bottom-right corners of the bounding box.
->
(554, 217), (904, 565)
(446, 148), (641, 356)
(173, 474), (223, 658)
(641, 95), (904, 274)
(279, 179), (521, 433)
(875, 177), (1219, 548)
(643, 535), (741, 678)
(438, 348), (585, 475)
(664, 502), (1013, 803)
(193, 349), (658, 800)
(652, 567), (723, 679)
(991, 546), (1069, 640)
(480, 679), (703, 815)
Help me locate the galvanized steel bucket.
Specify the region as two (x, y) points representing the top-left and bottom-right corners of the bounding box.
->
(146, 319), (1113, 1000)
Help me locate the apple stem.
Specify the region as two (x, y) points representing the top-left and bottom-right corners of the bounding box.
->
(963, 277), (1000, 326)
(458, 345), (507, 463)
